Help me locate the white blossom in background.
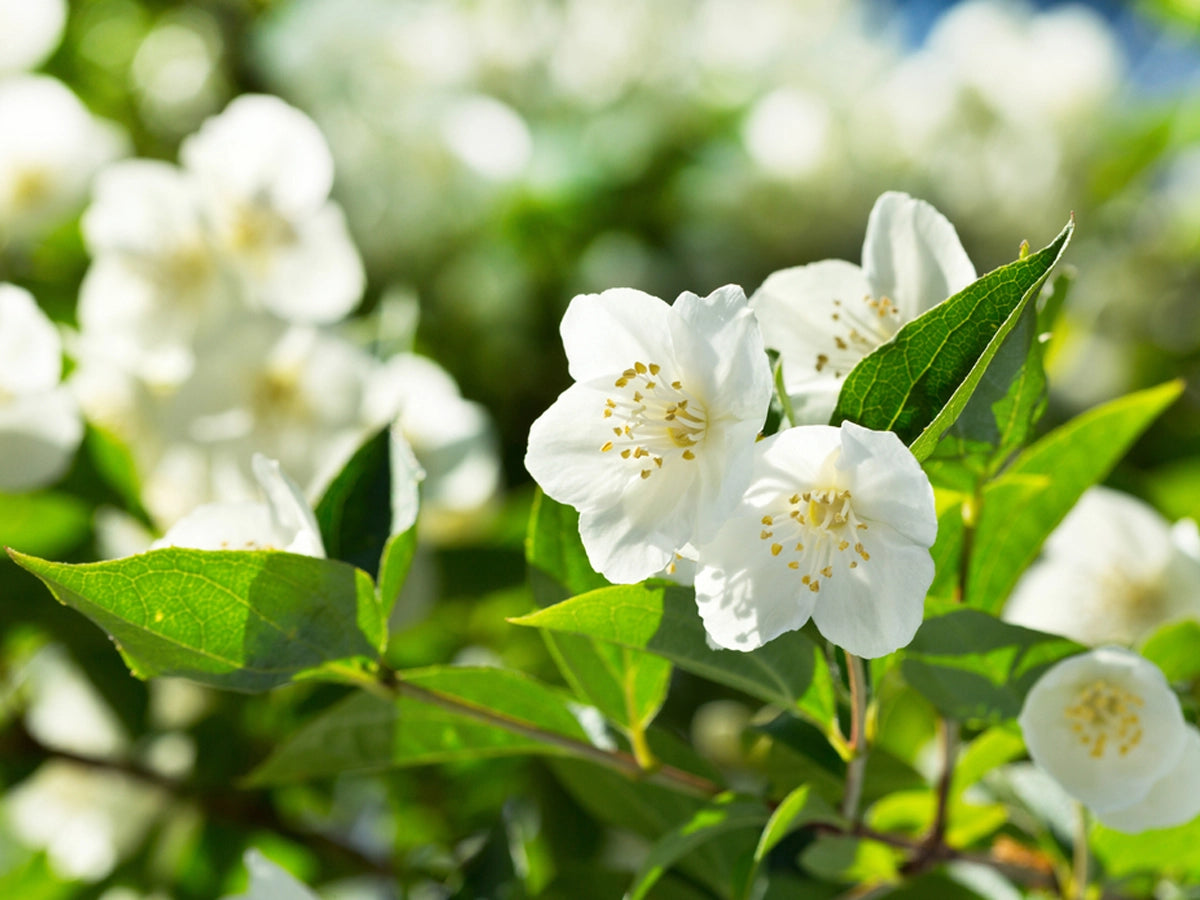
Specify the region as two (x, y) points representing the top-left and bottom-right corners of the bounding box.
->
(0, 0), (67, 73)
(152, 453), (324, 556)
(1004, 487), (1200, 646)
(526, 285), (772, 583)
(1018, 647), (1200, 833)
(220, 849), (319, 900)
(0, 76), (124, 241)
(751, 191), (976, 423)
(0, 284), (83, 492)
(366, 353), (500, 539)
(694, 421), (936, 657)
(78, 159), (229, 385)
(180, 93), (364, 323)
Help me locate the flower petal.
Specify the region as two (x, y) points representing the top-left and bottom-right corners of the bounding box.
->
(1095, 726), (1200, 833)
(0, 387), (82, 492)
(861, 191), (976, 320)
(560, 288), (678, 383)
(0, 283), (61, 395)
(750, 259), (873, 396)
(836, 421), (937, 546)
(1018, 647), (1186, 813)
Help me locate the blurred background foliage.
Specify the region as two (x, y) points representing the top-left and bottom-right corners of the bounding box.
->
(6, 0), (1200, 897)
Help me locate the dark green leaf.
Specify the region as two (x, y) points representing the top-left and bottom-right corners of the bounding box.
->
(315, 427), (393, 575)
(831, 219), (1072, 457)
(966, 380), (1183, 613)
(248, 666), (593, 783)
(9, 548), (385, 692)
(900, 609), (1082, 725)
(510, 582), (834, 724)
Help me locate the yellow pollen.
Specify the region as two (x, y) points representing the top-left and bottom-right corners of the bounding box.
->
(682, 450), (695, 460)
(601, 441), (613, 452)
(641, 469), (651, 479)
(821, 566), (833, 578)
(621, 449), (631, 458)
(810, 582), (820, 592)
(787, 561), (799, 570)
(760, 530), (773, 540)
(634, 362), (647, 374)
(645, 381), (656, 390)
(671, 380), (682, 389)
(1064, 680), (1146, 761)
(615, 377), (628, 388)
(838, 540), (849, 551)
(794, 542), (804, 551)
(762, 515), (773, 526)
(771, 544), (782, 556)
(801, 575), (811, 584)
(849, 561), (858, 569)
(649, 364), (661, 375)
(623, 368), (637, 378)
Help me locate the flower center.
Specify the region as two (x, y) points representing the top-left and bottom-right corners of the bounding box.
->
(814, 294), (903, 379)
(598, 360), (707, 480)
(1064, 679), (1145, 759)
(10, 166), (51, 212)
(757, 487), (870, 593)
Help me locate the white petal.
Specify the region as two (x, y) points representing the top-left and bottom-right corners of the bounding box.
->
(1018, 647), (1186, 812)
(861, 191), (976, 320)
(559, 288), (678, 383)
(251, 454), (325, 557)
(0, 0), (66, 73)
(81, 159), (203, 256)
(579, 496), (677, 584)
(1095, 726), (1200, 833)
(836, 421), (937, 547)
(750, 259), (874, 395)
(0, 283), (61, 394)
(0, 388), (82, 491)
(1003, 561), (1112, 645)
(809, 522), (932, 658)
(152, 502), (277, 551)
(1043, 487), (1171, 574)
(389, 424), (425, 535)
(181, 94), (333, 219)
(695, 508), (819, 651)
(253, 203), (364, 323)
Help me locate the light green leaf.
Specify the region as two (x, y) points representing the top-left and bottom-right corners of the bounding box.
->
(951, 726), (1026, 798)
(9, 548), (385, 692)
(626, 794), (768, 900)
(966, 380), (1184, 613)
(900, 609), (1082, 725)
(0, 491), (90, 558)
(1092, 815), (1200, 883)
(832, 219), (1072, 456)
(525, 492), (671, 734)
(376, 527), (417, 618)
(1140, 619), (1200, 684)
(739, 786), (842, 899)
(248, 666), (593, 783)
(799, 835), (901, 885)
(510, 582), (834, 724)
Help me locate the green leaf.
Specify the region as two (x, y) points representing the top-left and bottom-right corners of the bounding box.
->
(248, 666), (593, 783)
(799, 835), (900, 885)
(966, 380), (1184, 613)
(1091, 816), (1200, 883)
(525, 493), (671, 734)
(831, 219), (1073, 457)
(84, 424), (144, 514)
(0, 852), (72, 900)
(900, 609), (1082, 725)
(0, 491), (90, 558)
(1140, 619), (1200, 684)
(510, 582), (834, 724)
(377, 527), (418, 617)
(9, 548), (385, 692)
(951, 726), (1026, 798)
(739, 786), (842, 899)
(626, 794), (768, 900)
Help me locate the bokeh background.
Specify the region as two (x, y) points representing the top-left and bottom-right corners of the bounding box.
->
(5, 0), (1200, 897)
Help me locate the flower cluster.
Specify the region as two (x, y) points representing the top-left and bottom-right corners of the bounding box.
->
(526, 193), (945, 657)
(1019, 647), (1200, 833)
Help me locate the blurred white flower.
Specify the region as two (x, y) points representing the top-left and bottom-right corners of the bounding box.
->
(152, 453), (324, 556)
(366, 353), (498, 539)
(525, 285), (772, 583)
(750, 191), (976, 423)
(181, 93), (364, 323)
(694, 421), (936, 656)
(0, 284), (83, 491)
(1003, 487), (1200, 647)
(1018, 647), (1200, 832)
(0, 0), (67, 73)
(22, 644), (128, 759)
(5, 760), (164, 882)
(0, 75), (124, 240)
(441, 94), (532, 180)
(221, 849), (319, 900)
(79, 159), (229, 385)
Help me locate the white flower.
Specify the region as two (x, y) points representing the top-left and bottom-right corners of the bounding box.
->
(525, 285), (772, 583)
(180, 94), (364, 324)
(220, 849), (318, 900)
(152, 453), (324, 556)
(366, 352), (500, 540)
(694, 421), (936, 657)
(0, 284), (83, 491)
(1003, 487), (1200, 646)
(0, 0), (67, 73)
(1018, 647), (1200, 833)
(78, 159), (229, 386)
(750, 191), (976, 423)
(0, 76), (124, 240)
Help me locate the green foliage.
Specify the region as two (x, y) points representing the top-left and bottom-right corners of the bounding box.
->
(525, 492), (673, 736)
(0, 491), (90, 558)
(248, 667), (594, 783)
(510, 582), (835, 725)
(900, 610), (1082, 725)
(832, 219), (1073, 457)
(9, 548), (384, 691)
(966, 379), (1184, 612)
(1140, 619), (1200, 684)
